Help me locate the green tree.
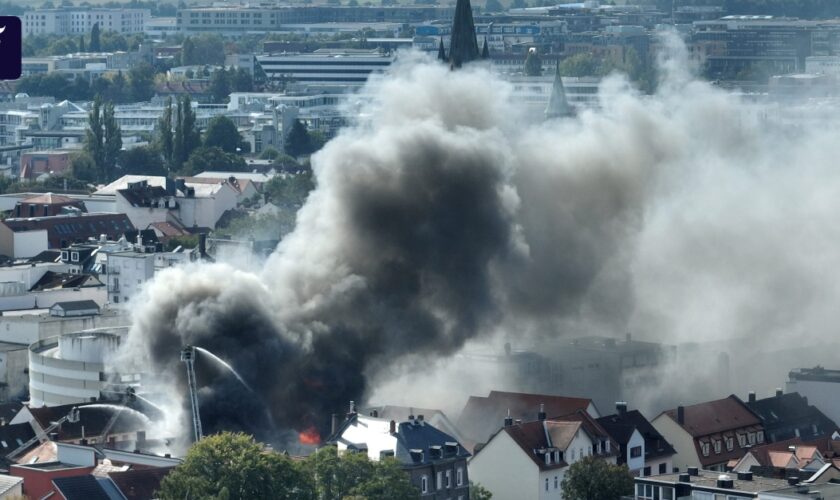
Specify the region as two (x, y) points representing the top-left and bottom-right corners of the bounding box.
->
(524, 49), (542, 76)
(210, 68), (232, 103)
(102, 102), (122, 181)
(158, 98), (175, 172)
(120, 145), (166, 176)
(349, 457), (419, 500)
(560, 456), (634, 500)
(181, 37), (195, 66)
(69, 152), (98, 182)
(128, 62), (155, 102)
(157, 432), (314, 500)
(182, 146), (248, 175)
(258, 147), (281, 161)
(90, 22), (101, 52)
(173, 95), (200, 169)
(470, 481), (493, 500)
(204, 116), (244, 153)
(78, 35), (85, 53)
(484, 0), (503, 12)
(85, 96), (105, 178)
(100, 31), (129, 52)
(232, 68), (253, 92)
(284, 119), (316, 158)
(263, 169), (314, 206)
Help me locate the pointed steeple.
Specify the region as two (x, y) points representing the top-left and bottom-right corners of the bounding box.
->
(448, 0), (480, 69)
(545, 63), (574, 119)
(481, 37), (490, 59)
(437, 37), (447, 62)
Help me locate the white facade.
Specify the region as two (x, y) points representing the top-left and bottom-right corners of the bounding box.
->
(22, 8), (149, 37)
(28, 327), (127, 407)
(106, 252), (154, 305)
(0, 309), (127, 347)
(626, 428), (646, 473)
(651, 414), (702, 472)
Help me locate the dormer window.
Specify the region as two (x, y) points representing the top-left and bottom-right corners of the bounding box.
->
(748, 432), (756, 445)
(726, 436), (734, 451)
(713, 439), (721, 454)
(738, 433), (746, 447)
(545, 452), (552, 465)
(701, 442), (710, 457)
(757, 431), (765, 443)
(554, 450), (560, 463)
(71, 251), (79, 262)
(61, 251), (69, 261)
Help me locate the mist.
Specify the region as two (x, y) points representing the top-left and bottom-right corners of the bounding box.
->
(111, 34), (840, 447)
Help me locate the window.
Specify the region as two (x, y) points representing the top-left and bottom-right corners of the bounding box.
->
(545, 452), (551, 465)
(436, 472), (442, 490)
(456, 467), (463, 486)
(445, 470), (451, 488)
(554, 475), (558, 489)
(726, 436), (734, 451)
(571, 448), (575, 460)
(757, 431), (764, 443)
(737, 433), (746, 447)
(421, 475), (428, 493)
(545, 478), (549, 491)
(630, 446), (642, 458)
(643, 466), (651, 476)
(714, 439), (721, 454)
(748, 432), (756, 445)
(659, 462), (667, 474)
(701, 442), (710, 456)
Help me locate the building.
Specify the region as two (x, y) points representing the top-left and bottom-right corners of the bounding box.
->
(22, 8), (149, 37)
(11, 193), (85, 219)
(328, 408), (471, 499)
(730, 438), (828, 478)
(469, 409), (619, 500)
(0, 475), (23, 499)
(0, 213), (134, 259)
(597, 402), (676, 477)
(632, 468), (808, 500)
(28, 327), (129, 407)
(652, 395), (765, 472)
(48, 301), (100, 318)
(19, 151), (73, 182)
(787, 367), (840, 427)
(457, 390), (599, 446)
(745, 390), (838, 443)
(258, 50), (395, 85)
(106, 247), (192, 304)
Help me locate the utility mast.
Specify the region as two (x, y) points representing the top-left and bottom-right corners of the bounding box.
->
(181, 346), (202, 442)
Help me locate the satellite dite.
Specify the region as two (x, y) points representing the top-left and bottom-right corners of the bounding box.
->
(0, 17), (21, 80)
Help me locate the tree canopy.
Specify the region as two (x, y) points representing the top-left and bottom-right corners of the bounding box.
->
(181, 146), (248, 175)
(204, 116), (245, 154)
(560, 456), (634, 500)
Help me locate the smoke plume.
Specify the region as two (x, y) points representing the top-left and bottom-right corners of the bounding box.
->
(114, 37), (840, 445)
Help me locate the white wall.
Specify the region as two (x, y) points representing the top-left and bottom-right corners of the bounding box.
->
(469, 431), (540, 500)
(13, 230), (49, 259)
(627, 428), (645, 473)
(651, 414), (701, 471)
(107, 253), (154, 304)
(116, 194), (169, 230)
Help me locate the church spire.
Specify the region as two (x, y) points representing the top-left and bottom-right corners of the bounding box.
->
(448, 0), (480, 68)
(545, 62), (574, 119)
(437, 37), (447, 62)
(481, 37), (490, 59)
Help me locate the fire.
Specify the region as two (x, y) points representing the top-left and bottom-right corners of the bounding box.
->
(299, 426), (321, 445)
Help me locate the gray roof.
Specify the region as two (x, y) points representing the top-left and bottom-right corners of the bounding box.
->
(0, 474), (21, 495)
(51, 300), (101, 311)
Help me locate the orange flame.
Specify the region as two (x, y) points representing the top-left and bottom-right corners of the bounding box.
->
(299, 426), (321, 445)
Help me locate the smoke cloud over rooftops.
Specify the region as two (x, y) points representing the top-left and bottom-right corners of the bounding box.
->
(112, 36), (840, 446)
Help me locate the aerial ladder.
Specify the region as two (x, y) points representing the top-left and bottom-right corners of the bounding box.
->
(7, 406), (80, 461)
(181, 346), (203, 442)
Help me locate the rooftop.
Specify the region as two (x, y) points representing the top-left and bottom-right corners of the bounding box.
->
(789, 366), (840, 383)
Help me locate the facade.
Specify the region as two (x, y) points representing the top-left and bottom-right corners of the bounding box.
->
(49, 300), (100, 318)
(0, 213), (134, 258)
(22, 8), (149, 37)
(12, 193), (85, 219)
(27, 327), (128, 407)
(469, 410), (619, 500)
(258, 50), (395, 85)
(652, 396), (765, 472)
(597, 402), (676, 477)
(329, 411), (470, 499)
(19, 152), (72, 181)
(787, 367), (840, 427)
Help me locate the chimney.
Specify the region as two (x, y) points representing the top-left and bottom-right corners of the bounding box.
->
(504, 409), (513, 427)
(687, 467), (699, 476)
(716, 475), (734, 489)
(677, 405), (685, 425)
(737, 471), (753, 481)
(79, 438), (88, 446)
(417, 414), (424, 424)
(616, 402), (628, 415)
(776, 388), (784, 397)
(678, 473), (690, 483)
(371, 410), (379, 418)
(389, 420), (396, 434)
(787, 476), (800, 485)
(164, 453), (171, 458)
(346, 400), (357, 419)
(331, 413), (341, 435)
(538, 403), (546, 421)
(748, 391), (756, 403)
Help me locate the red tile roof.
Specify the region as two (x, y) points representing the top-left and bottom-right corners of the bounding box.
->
(663, 395), (762, 437)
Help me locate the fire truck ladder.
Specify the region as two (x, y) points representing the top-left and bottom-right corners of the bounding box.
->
(181, 346), (202, 442)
